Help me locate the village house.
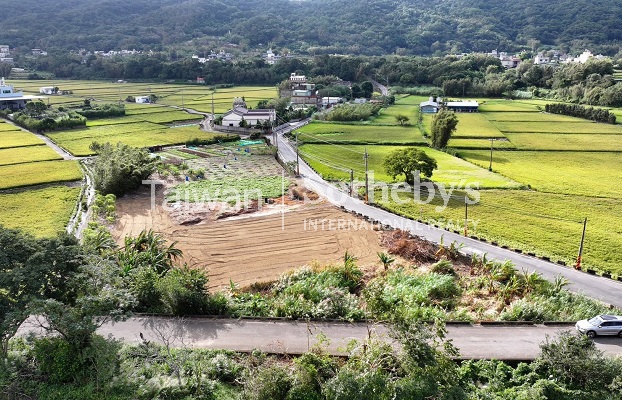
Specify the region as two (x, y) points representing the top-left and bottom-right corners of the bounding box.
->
(39, 87), (56, 95)
(419, 97), (478, 113)
(284, 73), (318, 106)
(135, 96), (151, 104)
(419, 97), (440, 113)
(263, 48), (281, 65)
(221, 106), (276, 127)
(0, 77), (46, 110)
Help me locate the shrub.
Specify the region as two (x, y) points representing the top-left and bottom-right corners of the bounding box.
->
(243, 364), (293, 400)
(156, 267), (210, 316)
(364, 269), (461, 320)
(76, 103), (126, 119)
(430, 260), (456, 275)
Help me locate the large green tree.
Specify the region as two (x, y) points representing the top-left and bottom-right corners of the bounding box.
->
(89, 142), (157, 197)
(0, 227), (83, 355)
(383, 147), (437, 184)
(431, 109), (458, 149)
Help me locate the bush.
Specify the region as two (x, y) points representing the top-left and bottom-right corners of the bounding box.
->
(76, 103), (126, 119)
(243, 364), (293, 400)
(156, 267), (210, 315)
(185, 134), (239, 146)
(364, 269), (461, 320)
(315, 103), (382, 121)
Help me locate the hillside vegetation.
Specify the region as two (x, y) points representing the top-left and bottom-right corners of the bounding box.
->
(1, 0), (621, 55)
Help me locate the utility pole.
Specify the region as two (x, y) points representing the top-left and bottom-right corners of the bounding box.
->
(181, 89), (185, 110)
(211, 87), (215, 117)
(296, 132), (300, 177)
(364, 148), (369, 204)
(464, 196), (468, 236)
(489, 138), (494, 171)
(349, 169), (354, 196)
(575, 217), (588, 270)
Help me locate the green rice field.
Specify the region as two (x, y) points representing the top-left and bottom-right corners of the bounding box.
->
(48, 124), (224, 156)
(295, 121), (425, 144)
(299, 144), (520, 188)
(0, 130), (46, 148)
(459, 150), (622, 198)
(504, 133), (622, 151)
(297, 94), (622, 275)
(378, 189), (622, 272)
(491, 121), (622, 134)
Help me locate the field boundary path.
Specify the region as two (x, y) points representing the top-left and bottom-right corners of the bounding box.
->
(271, 131), (622, 309)
(19, 316), (622, 360)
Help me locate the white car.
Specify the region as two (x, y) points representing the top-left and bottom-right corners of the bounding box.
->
(575, 315), (622, 338)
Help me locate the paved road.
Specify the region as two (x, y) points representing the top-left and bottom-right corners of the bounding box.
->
(272, 130), (622, 309)
(19, 316), (620, 360)
(369, 77), (389, 96)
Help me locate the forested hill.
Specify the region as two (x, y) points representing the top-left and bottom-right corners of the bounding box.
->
(1, 0), (621, 55)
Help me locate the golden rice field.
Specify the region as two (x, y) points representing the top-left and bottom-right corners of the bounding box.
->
(0, 129), (46, 148)
(0, 160), (83, 190)
(0, 186), (81, 237)
(0, 145), (62, 166)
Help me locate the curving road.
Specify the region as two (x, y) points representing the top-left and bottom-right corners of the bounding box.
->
(271, 124), (622, 308)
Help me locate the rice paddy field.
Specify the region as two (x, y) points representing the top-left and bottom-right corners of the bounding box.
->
(0, 186), (81, 237)
(298, 95), (622, 275)
(47, 122), (223, 156)
(16, 80), (277, 114)
(299, 144), (520, 189)
(296, 121), (426, 144)
(9, 80), (278, 156)
(0, 120), (83, 236)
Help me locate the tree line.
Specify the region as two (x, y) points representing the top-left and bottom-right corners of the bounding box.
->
(545, 103), (616, 124)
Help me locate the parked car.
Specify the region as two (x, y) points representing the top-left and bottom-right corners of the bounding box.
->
(575, 315), (622, 338)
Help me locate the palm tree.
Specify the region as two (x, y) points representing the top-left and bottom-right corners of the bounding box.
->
(377, 252), (395, 271)
(119, 229), (182, 275)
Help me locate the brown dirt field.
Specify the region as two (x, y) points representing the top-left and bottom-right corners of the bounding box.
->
(113, 187), (387, 290)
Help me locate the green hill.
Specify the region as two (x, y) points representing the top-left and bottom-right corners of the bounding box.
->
(1, 0), (621, 55)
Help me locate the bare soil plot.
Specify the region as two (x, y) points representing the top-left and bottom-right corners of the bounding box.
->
(113, 189), (386, 290)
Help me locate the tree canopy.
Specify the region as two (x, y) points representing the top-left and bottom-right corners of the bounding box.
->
(431, 110), (458, 149)
(383, 147), (438, 184)
(1, 0), (621, 56)
(89, 142), (158, 197)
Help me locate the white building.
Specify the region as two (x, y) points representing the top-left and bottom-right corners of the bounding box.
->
(534, 53), (550, 64)
(321, 97), (343, 107)
(39, 87), (56, 95)
(264, 48), (281, 65)
(135, 96), (151, 104)
(290, 73), (307, 83)
(0, 77), (46, 110)
(419, 98), (439, 113)
(221, 106), (276, 127)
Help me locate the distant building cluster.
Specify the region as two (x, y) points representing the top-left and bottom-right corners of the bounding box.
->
(0, 45), (13, 64)
(534, 49), (607, 65)
(93, 49), (142, 57)
(488, 50), (522, 68)
(192, 50), (234, 63)
(449, 48), (609, 69)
